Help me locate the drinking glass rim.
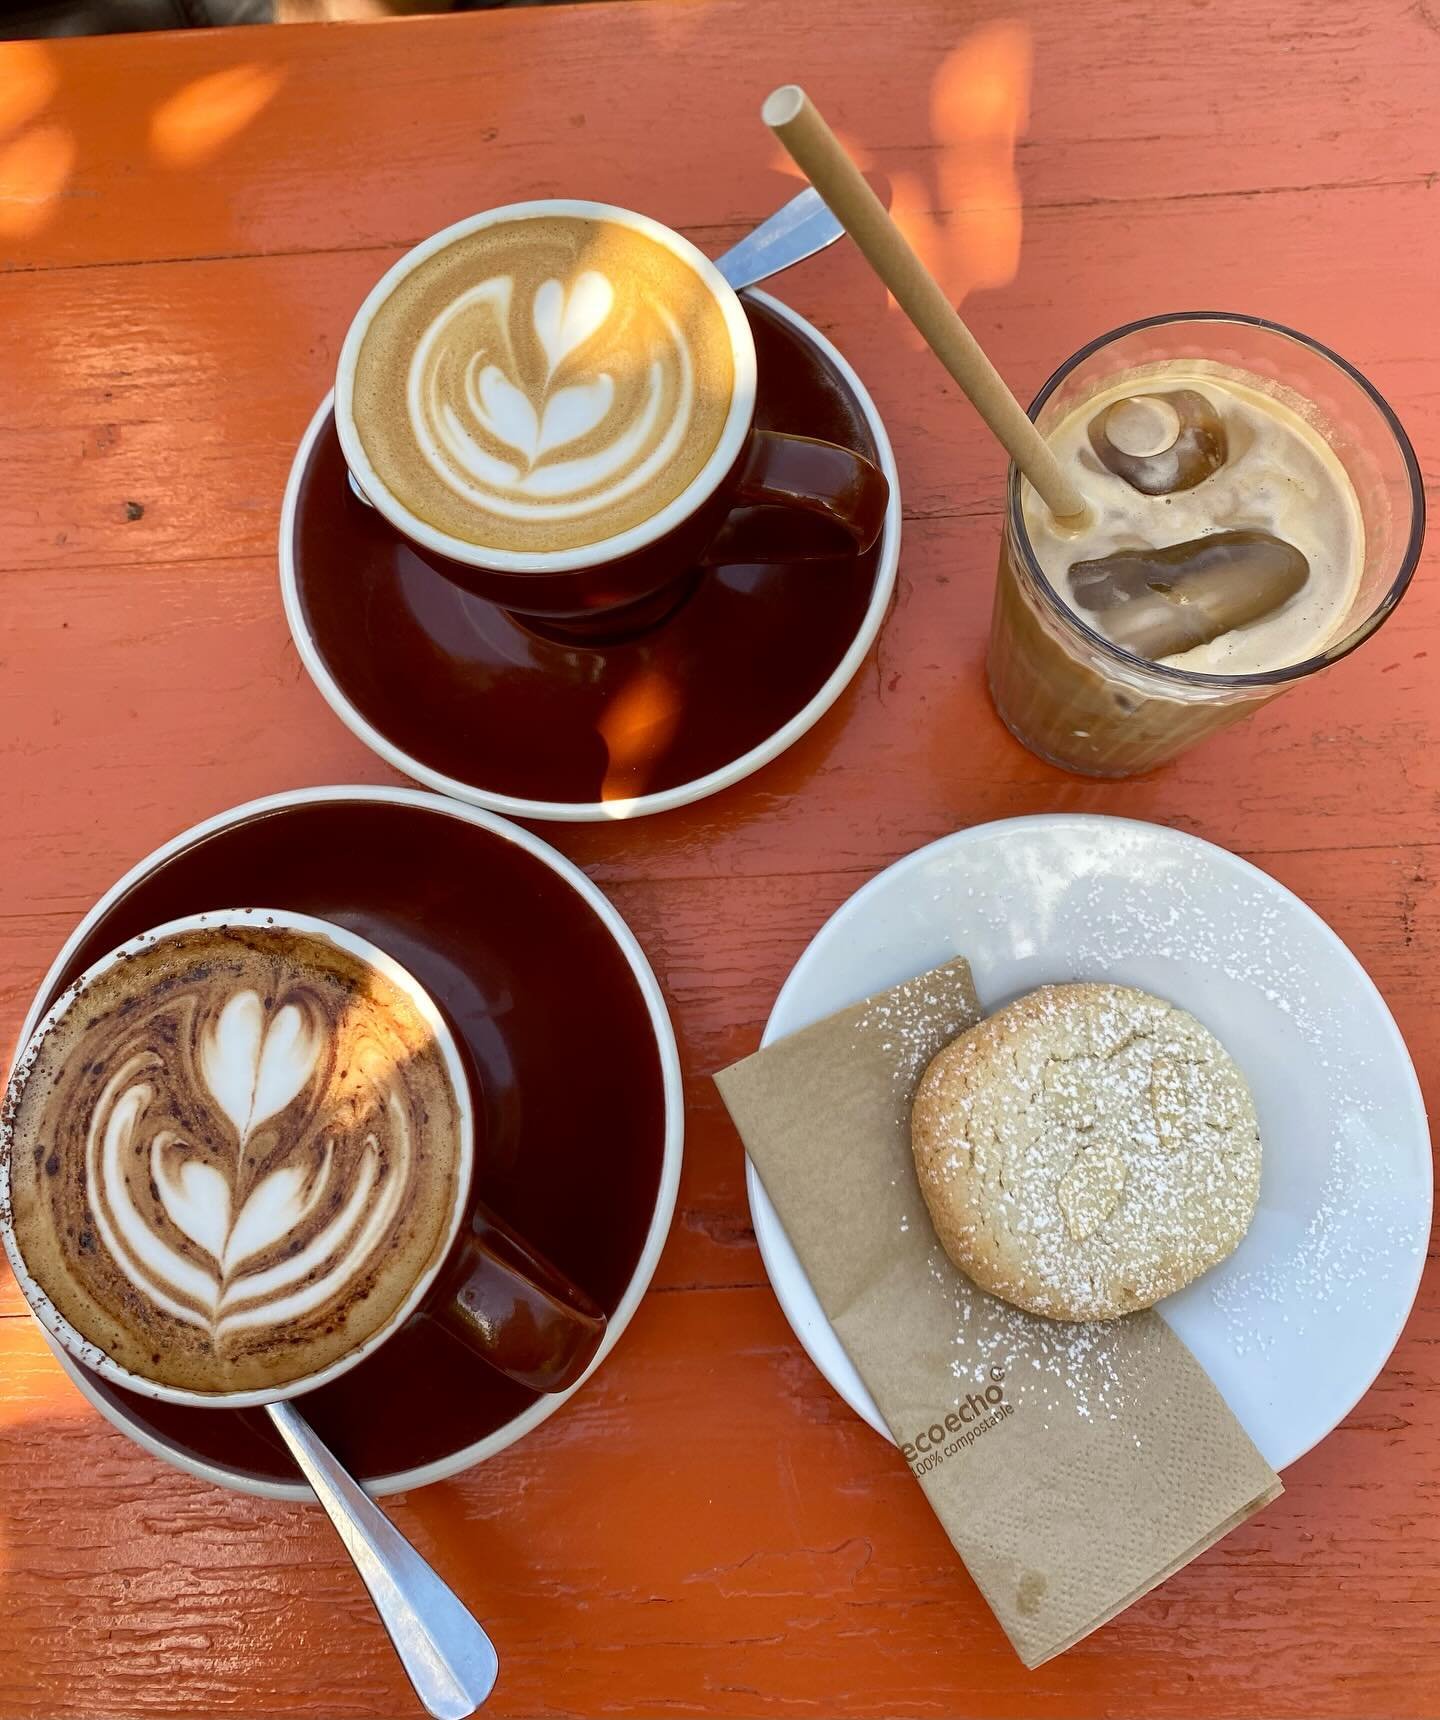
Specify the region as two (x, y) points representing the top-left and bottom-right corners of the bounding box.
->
(1007, 310), (1426, 692)
(333, 198), (758, 576)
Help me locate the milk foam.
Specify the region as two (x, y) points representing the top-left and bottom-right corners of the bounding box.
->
(4, 927), (462, 1396)
(351, 215), (736, 555)
(409, 272), (694, 521)
(86, 990), (408, 1341)
(1021, 366), (1365, 674)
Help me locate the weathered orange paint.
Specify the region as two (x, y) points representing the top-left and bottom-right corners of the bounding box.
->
(0, 2), (1436, 1716)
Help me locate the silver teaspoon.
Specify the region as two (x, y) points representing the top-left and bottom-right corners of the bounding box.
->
(713, 186), (844, 291)
(267, 1398), (499, 1720)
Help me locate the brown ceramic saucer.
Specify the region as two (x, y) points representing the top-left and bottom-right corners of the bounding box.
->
(18, 787), (682, 1499)
(280, 290), (900, 822)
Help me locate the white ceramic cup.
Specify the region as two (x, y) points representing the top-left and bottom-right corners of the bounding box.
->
(330, 199), (890, 635)
(2, 908), (481, 1411)
(333, 197), (758, 578)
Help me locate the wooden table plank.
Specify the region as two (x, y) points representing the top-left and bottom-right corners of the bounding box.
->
(2, 0), (1437, 275)
(1, 1), (1437, 1715)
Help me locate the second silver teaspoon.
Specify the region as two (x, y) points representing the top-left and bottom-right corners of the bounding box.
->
(267, 1398), (499, 1720)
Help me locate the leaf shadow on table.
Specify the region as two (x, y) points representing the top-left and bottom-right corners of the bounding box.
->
(0, 33), (289, 248)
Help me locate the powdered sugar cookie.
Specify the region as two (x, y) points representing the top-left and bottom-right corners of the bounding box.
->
(910, 983), (1261, 1321)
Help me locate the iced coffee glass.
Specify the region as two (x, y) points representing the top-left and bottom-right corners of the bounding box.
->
(987, 313), (1424, 776)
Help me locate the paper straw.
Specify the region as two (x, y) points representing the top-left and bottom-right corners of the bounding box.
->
(763, 84), (1087, 521)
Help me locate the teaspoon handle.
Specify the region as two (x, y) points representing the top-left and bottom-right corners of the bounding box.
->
(713, 185), (845, 291)
(267, 1399), (499, 1720)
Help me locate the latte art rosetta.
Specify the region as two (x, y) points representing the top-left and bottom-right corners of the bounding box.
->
(410, 268), (693, 524)
(351, 214), (738, 554)
(90, 991), (410, 1341)
(4, 926), (463, 1396)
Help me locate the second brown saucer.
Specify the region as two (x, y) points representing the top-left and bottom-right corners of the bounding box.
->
(20, 787), (681, 1497)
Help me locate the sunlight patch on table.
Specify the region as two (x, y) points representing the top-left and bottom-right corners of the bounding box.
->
(0, 1321), (95, 1427)
(0, 40), (59, 140)
(149, 64), (286, 168)
(0, 123), (74, 238)
(889, 21), (1032, 314)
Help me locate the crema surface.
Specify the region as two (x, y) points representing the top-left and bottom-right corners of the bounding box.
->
(352, 214), (737, 554)
(4, 926), (464, 1396)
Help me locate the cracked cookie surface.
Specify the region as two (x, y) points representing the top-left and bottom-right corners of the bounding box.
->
(910, 983), (1261, 1321)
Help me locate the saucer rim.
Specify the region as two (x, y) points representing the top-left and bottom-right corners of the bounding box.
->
(744, 811), (1432, 1472)
(278, 288), (903, 823)
(15, 784), (685, 1500)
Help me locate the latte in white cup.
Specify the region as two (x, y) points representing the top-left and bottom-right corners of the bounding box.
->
(335, 199), (756, 575)
(0, 910), (473, 1408)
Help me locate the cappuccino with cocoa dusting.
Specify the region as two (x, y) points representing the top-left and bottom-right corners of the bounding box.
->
(348, 211), (738, 555)
(2, 923), (464, 1396)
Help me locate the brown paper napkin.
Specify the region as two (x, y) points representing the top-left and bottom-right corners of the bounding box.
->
(716, 957), (1281, 1667)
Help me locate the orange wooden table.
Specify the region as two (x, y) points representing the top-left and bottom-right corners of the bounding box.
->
(1, 3), (1437, 1715)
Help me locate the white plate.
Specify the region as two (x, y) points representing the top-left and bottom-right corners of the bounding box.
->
(745, 814), (1431, 1471)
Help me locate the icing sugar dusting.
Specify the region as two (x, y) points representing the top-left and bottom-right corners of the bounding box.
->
(1041, 844), (1424, 1350)
(928, 1244), (1137, 1425)
(859, 970), (1145, 1425)
(848, 826), (1425, 1425)
(1211, 1109), (1417, 1356)
(862, 969), (979, 1098)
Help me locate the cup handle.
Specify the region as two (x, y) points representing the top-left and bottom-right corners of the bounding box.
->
(702, 429), (890, 565)
(430, 1205), (607, 1394)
